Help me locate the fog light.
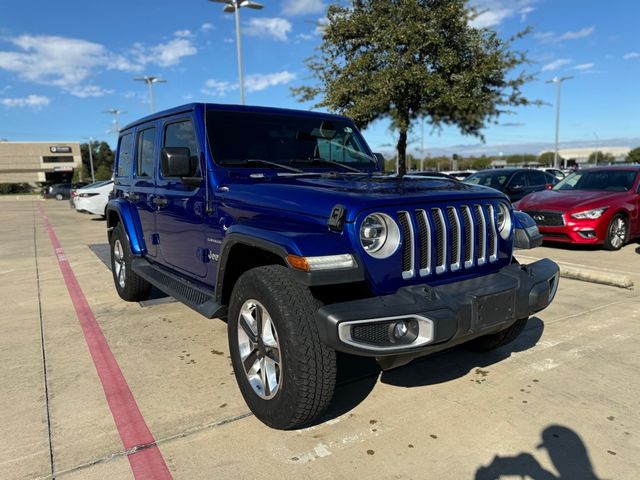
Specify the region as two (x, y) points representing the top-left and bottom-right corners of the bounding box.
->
(389, 319), (419, 345)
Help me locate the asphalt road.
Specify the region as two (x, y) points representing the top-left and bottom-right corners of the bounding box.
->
(1, 197), (638, 479)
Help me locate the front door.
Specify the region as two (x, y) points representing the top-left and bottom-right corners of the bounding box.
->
(155, 118), (207, 279)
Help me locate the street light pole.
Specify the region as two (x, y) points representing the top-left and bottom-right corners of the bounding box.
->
(134, 76), (167, 113)
(593, 131), (599, 165)
(87, 137), (95, 183)
(546, 76), (573, 170)
(209, 0), (264, 105)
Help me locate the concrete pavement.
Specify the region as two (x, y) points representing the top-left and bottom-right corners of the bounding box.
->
(0, 197), (638, 479)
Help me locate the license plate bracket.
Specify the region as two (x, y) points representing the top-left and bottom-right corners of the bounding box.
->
(472, 289), (516, 332)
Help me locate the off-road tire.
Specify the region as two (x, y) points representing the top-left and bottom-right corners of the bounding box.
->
(603, 214), (627, 251)
(228, 265), (336, 430)
(55, 193), (63, 200)
(465, 317), (528, 352)
(109, 223), (151, 302)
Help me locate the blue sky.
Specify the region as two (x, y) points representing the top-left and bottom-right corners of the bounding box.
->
(0, 0), (638, 156)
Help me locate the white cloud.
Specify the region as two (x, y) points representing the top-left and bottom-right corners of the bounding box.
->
(623, 52), (640, 60)
(0, 94), (50, 108)
(245, 71), (296, 92)
(173, 29), (193, 38)
(296, 33), (314, 41)
(281, 0), (325, 17)
(68, 85), (113, 98)
(244, 17), (292, 42)
(519, 6), (535, 21)
(535, 26), (595, 44)
(542, 58), (571, 72)
(201, 23), (214, 32)
(0, 35), (138, 93)
(202, 79), (238, 97)
(224, 38), (234, 44)
(470, 9), (512, 29)
(147, 38), (197, 67)
(314, 17), (329, 36)
(573, 63), (594, 71)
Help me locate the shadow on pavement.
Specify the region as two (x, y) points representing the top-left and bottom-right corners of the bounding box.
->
(381, 316), (544, 388)
(475, 424), (600, 479)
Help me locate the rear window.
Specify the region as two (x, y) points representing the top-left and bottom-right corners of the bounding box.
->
(116, 133), (134, 177)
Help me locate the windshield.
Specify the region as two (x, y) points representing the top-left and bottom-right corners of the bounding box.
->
(553, 170), (637, 191)
(205, 109), (376, 171)
(464, 171), (510, 189)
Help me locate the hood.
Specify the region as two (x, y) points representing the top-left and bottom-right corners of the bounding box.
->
(221, 173), (507, 221)
(518, 189), (626, 212)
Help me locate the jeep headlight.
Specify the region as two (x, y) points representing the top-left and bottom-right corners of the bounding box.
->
(496, 203), (512, 240)
(360, 213), (400, 259)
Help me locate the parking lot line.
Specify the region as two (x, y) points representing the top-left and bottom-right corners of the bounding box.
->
(38, 205), (172, 480)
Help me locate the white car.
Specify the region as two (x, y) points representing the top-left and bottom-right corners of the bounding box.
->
(75, 181), (113, 217)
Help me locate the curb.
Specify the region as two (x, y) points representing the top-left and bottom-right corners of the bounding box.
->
(558, 265), (634, 290)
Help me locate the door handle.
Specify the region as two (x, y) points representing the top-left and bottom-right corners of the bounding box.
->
(152, 197), (168, 207)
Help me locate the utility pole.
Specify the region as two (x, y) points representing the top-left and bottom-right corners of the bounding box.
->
(104, 109), (125, 136)
(208, 0), (264, 105)
(82, 136), (96, 183)
(546, 76), (573, 169)
(134, 76), (167, 113)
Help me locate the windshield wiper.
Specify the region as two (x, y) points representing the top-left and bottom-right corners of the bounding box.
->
(295, 158), (364, 173)
(221, 159), (303, 173)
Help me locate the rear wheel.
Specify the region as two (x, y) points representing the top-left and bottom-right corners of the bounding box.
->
(228, 265), (336, 430)
(465, 318), (528, 352)
(604, 214), (627, 251)
(109, 223), (151, 301)
(55, 193), (63, 200)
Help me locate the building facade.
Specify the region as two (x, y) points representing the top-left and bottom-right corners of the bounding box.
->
(0, 142), (82, 184)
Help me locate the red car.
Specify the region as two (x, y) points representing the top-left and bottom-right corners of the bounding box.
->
(516, 166), (640, 250)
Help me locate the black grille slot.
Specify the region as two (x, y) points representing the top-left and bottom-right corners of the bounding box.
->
(397, 211), (413, 275)
(446, 207), (460, 268)
(431, 208), (446, 271)
(462, 206), (473, 265)
(487, 204), (497, 260)
(523, 210), (565, 226)
(352, 323), (391, 346)
(415, 210), (430, 273)
(474, 205), (487, 263)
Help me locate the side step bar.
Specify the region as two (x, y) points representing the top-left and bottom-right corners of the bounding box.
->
(131, 257), (226, 319)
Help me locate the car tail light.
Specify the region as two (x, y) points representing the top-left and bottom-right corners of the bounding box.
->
(546, 184), (553, 190)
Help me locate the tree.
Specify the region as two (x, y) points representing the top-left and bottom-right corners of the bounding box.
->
(538, 152), (561, 166)
(588, 151), (614, 164)
(95, 163), (113, 181)
(626, 146), (640, 164)
(72, 164), (89, 183)
(293, 0), (537, 175)
(81, 141), (115, 173)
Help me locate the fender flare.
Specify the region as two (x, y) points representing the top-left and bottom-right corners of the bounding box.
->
(105, 199), (146, 256)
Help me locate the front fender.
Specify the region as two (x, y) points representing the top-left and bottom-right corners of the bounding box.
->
(106, 199), (145, 255)
(513, 210), (543, 249)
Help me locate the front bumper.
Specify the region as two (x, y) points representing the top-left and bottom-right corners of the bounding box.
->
(315, 258), (559, 357)
(539, 221), (605, 244)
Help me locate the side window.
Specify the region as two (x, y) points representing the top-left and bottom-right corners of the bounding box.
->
(116, 133), (134, 177)
(136, 127), (157, 177)
(529, 170), (547, 186)
(163, 120), (200, 177)
(509, 172), (528, 188)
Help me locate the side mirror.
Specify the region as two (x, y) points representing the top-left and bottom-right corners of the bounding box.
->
(373, 153), (385, 172)
(161, 147), (192, 178)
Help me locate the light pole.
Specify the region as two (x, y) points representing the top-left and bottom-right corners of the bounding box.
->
(82, 136), (96, 183)
(134, 76), (167, 113)
(592, 131), (599, 165)
(546, 76), (573, 169)
(208, 0), (264, 105)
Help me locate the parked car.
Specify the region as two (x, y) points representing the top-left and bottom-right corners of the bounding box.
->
(75, 181), (114, 217)
(516, 166), (640, 250)
(70, 180), (109, 208)
(45, 182), (87, 200)
(106, 103), (558, 429)
(443, 170), (476, 181)
(540, 168), (566, 180)
(464, 168), (557, 202)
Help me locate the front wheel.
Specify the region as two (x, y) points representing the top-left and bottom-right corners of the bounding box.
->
(465, 317), (528, 352)
(109, 223), (151, 301)
(228, 265), (336, 430)
(604, 214), (627, 251)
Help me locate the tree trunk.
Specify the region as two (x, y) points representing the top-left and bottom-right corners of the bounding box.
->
(397, 128), (407, 177)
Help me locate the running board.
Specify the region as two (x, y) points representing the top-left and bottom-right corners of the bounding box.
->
(131, 258), (226, 319)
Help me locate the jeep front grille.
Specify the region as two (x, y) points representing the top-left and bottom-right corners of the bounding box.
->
(400, 204), (499, 279)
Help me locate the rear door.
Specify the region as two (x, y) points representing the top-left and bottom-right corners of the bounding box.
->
(505, 171), (529, 201)
(528, 170), (551, 194)
(131, 125), (158, 257)
(155, 117), (207, 278)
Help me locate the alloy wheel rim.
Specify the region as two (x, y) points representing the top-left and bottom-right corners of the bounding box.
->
(237, 299), (281, 400)
(610, 218), (626, 249)
(113, 239), (126, 288)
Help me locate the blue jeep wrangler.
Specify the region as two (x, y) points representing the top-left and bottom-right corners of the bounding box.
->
(107, 103), (558, 430)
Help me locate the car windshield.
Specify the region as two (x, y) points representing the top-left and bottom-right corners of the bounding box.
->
(553, 170), (637, 192)
(205, 109), (376, 172)
(464, 171), (510, 189)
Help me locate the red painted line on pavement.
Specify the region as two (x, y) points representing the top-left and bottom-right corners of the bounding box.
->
(38, 205), (172, 480)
